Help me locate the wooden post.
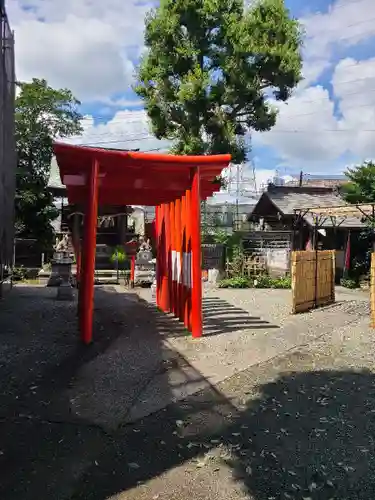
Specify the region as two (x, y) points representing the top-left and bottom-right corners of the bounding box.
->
(170, 200), (176, 316)
(372, 252), (375, 326)
(185, 188), (192, 330)
(291, 251), (297, 314)
(191, 167), (202, 338)
(81, 159), (99, 344)
(175, 197), (182, 319)
(331, 249), (336, 303)
(166, 200), (172, 312)
(73, 214), (81, 284)
(130, 255), (135, 288)
(163, 202), (171, 313)
(155, 205), (161, 308)
(159, 203), (170, 312)
(180, 194), (186, 323)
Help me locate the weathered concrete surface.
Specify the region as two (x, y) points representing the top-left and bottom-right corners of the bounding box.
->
(0, 285), (176, 431)
(129, 287), (370, 422)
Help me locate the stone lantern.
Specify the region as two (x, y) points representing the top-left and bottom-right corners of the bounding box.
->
(48, 235), (74, 300)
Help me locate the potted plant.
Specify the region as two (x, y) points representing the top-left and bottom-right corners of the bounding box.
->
(110, 246), (128, 284)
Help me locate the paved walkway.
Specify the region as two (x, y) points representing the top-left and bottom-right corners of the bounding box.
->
(0, 284), (372, 499)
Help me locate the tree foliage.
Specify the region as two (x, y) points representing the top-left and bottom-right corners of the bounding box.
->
(341, 161), (375, 276)
(15, 78), (82, 245)
(341, 161), (375, 204)
(134, 0), (303, 163)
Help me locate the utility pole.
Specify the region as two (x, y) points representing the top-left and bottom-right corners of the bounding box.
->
(236, 164), (240, 229)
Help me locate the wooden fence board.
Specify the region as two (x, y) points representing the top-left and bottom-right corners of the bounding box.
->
(292, 250), (335, 314)
(371, 253), (375, 327)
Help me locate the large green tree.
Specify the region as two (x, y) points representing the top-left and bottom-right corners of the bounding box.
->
(15, 78), (82, 245)
(134, 0), (303, 163)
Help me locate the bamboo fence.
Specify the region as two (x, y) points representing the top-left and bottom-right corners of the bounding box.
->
(291, 250), (335, 314)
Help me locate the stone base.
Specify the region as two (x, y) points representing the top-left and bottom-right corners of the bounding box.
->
(56, 283), (74, 301)
(47, 272), (62, 287)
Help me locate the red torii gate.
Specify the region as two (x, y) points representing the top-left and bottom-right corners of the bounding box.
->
(53, 143), (231, 344)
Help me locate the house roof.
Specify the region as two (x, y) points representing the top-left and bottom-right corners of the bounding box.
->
(286, 174), (348, 188)
(260, 186), (364, 228)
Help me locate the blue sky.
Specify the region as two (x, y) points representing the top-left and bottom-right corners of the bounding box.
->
(8, 0), (375, 190)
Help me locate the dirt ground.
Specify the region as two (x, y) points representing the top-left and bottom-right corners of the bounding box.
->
(0, 284), (373, 499)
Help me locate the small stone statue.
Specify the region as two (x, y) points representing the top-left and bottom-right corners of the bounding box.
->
(139, 237), (152, 252)
(54, 234), (70, 252)
(136, 237), (153, 265)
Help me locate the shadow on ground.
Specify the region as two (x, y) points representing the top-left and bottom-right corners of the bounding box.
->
(202, 297), (279, 336)
(1, 286), (374, 500)
(70, 368), (375, 500)
(229, 368), (375, 500)
(145, 296), (279, 339)
(0, 285), (177, 499)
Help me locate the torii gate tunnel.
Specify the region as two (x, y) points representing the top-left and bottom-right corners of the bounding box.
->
(53, 143), (231, 344)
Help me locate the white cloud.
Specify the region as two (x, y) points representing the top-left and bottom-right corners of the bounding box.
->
(253, 0), (375, 171)
(71, 52), (375, 172)
(301, 0), (375, 85)
(255, 85), (345, 167)
(254, 56), (375, 170)
(9, 0), (154, 101)
(11, 0), (375, 173)
(65, 109), (171, 152)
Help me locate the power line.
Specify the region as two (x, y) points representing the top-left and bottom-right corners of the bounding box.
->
(268, 92), (375, 120)
(74, 76), (375, 136)
(74, 67), (375, 127)
(73, 136), (170, 147)
(259, 129), (375, 133)
(305, 20), (375, 45)
(69, 125), (375, 150)
(74, 134), (160, 145)
(303, 0), (373, 14)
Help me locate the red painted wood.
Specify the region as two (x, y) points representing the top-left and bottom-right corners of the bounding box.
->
(52, 142), (231, 342)
(184, 188), (192, 330)
(159, 204), (170, 312)
(180, 194), (186, 323)
(170, 200), (176, 316)
(191, 167), (202, 338)
(81, 159), (99, 344)
(155, 205), (161, 308)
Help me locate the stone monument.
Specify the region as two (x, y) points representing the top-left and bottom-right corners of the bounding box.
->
(134, 237), (155, 286)
(48, 234), (74, 300)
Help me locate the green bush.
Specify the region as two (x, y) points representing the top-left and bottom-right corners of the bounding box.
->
(218, 277), (251, 288)
(218, 275), (291, 289)
(254, 275), (291, 289)
(340, 277), (359, 289)
(110, 246), (128, 267)
(13, 266), (28, 282)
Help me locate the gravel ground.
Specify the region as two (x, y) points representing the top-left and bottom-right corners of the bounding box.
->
(203, 285), (369, 327)
(1, 283), (374, 500)
(105, 313), (375, 500)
